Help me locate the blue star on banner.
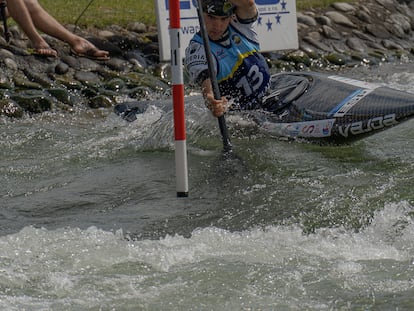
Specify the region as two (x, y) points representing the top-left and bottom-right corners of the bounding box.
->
(275, 14), (281, 24)
(266, 18), (273, 31)
(256, 0), (293, 32)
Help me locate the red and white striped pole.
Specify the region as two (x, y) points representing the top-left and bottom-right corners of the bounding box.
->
(169, 0), (189, 197)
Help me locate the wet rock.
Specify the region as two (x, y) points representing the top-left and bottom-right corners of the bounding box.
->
(97, 30), (116, 39)
(78, 85), (97, 99)
(0, 75), (12, 89)
(13, 75), (42, 90)
(297, 13), (317, 26)
(325, 52), (347, 65)
(365, 24), (392, 39)
(47, 88), (73, 106)
(382, 39), (404, 50)
(127, 22), (147, 33)
(0, 48), (15, 58)
(322, 25), (342, 40)
(383, 21), (406, 39)
(54, 76), (83, 90)
(0, 99), (23, 118)
(88, 95), (113, 108)
(60, 54), (80, 69)
(153, 63), (172, 80)
(325, 11), (357, 28)
(376, 0), (399, 9)
(331, 41), (348, 53)
(105, 58), (130, 71)
(388, 13), (412, 33)
(11, 91), (52, 113)
(124, 50), (148, 71)
(73, 57), (103, 71)
(23, 68), (54, 88)
(3, 58), (18, 71)
(105, 78), (126, 91)
(366, 40), (388, 51)
(315, 16), (332, 26)
(74, 71), (101, 85)
(282, 50), (311, 66)
(369, 50), (388, 61)
(352, 30), (376, 42)
(126, 86), (153, 99)
(55, 61), (69, 75)
(346, 37), (367, 52)
(303, 36), (333, 52)
(298, 42), (320, 59)
(356, 10), (372, 23)
(331, 2), (356, 12)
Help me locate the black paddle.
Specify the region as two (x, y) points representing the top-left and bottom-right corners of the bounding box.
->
(196, 0), (232, 153)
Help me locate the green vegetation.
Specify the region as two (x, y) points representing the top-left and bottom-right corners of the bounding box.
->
(296, 0), (355, 10)
(40, 0), (155, 28)
(38, 0), (355, 29)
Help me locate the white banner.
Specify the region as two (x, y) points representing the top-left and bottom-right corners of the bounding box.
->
(155, 0), (298, 61)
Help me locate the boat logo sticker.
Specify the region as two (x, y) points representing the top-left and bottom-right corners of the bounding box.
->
(328, 88), (374, 118)
(262, 119), (335, 138)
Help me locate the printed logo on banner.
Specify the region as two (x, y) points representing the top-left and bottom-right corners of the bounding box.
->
(255, 0), (289, 32)
(156, 0), (298, 61)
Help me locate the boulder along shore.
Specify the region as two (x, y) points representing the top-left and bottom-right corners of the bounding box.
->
(1, 0), (414, 117)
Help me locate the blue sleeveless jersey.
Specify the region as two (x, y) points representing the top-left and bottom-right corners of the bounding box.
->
(192, 25), (270, 109)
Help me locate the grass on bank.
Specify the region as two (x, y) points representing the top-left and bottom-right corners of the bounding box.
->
(296, 0), (355, 10)
(39, 0), (355, 29)
(40, 0), (155, 28)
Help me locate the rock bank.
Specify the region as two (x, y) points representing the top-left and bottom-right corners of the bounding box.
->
(1, 0), (414, 117)
(280, 0), (414, 69)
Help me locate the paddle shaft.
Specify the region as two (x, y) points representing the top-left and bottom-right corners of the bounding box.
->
(196, 0), (232, 151)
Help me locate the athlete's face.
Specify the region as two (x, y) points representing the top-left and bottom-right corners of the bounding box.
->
(204, 13), (232, 40)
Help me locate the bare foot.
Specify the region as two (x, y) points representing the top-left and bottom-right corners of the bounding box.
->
(29, 47), (58, 58)
(71, 39), (110, 60)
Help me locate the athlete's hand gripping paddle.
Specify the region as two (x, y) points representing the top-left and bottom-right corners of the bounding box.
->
(196, 0), (232, 153)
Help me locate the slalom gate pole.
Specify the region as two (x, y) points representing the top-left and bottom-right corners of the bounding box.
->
(169, 0), (189, 197)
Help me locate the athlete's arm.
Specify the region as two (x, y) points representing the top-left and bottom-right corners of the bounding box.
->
(231, 0), (257, 20)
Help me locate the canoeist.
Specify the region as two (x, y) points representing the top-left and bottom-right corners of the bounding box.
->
(184, 0), (271, 117)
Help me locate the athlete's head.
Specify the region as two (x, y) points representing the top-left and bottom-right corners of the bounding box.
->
(201, 0), (235, 17)
(201, 0), (234, 40)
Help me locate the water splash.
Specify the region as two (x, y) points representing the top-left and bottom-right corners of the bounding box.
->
(0, 202), (412, 310)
